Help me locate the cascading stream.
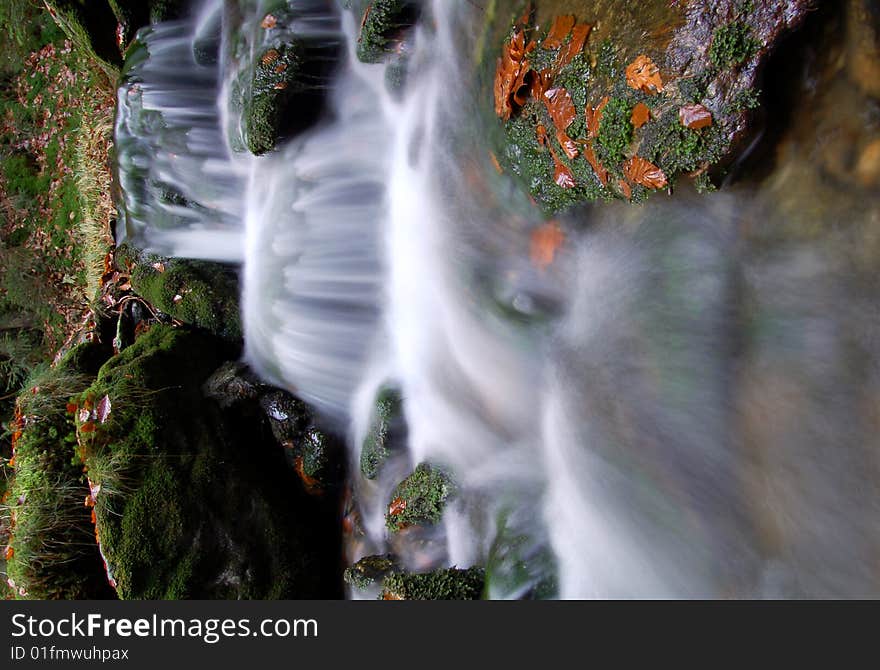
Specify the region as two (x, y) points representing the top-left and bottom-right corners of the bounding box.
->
(114, 0), (880, 598)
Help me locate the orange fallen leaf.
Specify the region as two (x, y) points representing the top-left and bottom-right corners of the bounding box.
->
(261, 49), (279, 66)
(494, 28), (530, 120)
(624, 156), (668, 189)
(273, 81), (287, 90)
(586, 96), (609, 139)
(582, 143), (609, 186)
(80, 422), (96, 434)
(543, 87), (576, 130)
(536, 124), (549, 147)
(551, 148), (576, 189)
(489, 151), (503, 174)
(151, 261), (165, 273)
(557, 22), (592, 69)
(261, 14), (277, 29)
(294, 456), (323, 494)
(556, 129), (579, 160)
(626, 55), (663, 94)
(631, 102), (651, 129)
(544, 15), (575, 49)
(530, 221), (565, 270)
(389, 496), (407, 516)
(618, 178), (632, 199)
(4, 545), (12, 561)
(679, 103), (713, 129)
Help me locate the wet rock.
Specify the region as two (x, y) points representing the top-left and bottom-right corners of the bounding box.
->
(117, 245), (242, 343)
(225, 0), (342, 155)
(855, 138), (880, 189)
(203, 361), (265, 407)
(360, 387), (404, 480)
(492, 0), (813, 212)
(344, 553), (402, 591)
(78, 325), (341, 599)
(352, 0), (420, 64)
(381, 566), (485, 600)
(386, 463), (455, 532)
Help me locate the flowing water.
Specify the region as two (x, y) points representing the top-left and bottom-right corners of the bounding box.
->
(115, 0), (880, 597)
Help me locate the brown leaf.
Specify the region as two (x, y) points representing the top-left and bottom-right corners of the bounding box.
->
(586, 96), (609, 139)
(557, 22), (592, 69)
(489, 151), (503, 174)
(544, 15), (575, 49)
(624, 156), (668, 189)
(582, 143), (609, 186)
(261, 49), (279, 66)
(80, 422), (96, 434)
(631, 102), (651, 129)
(530, 222), (565, 270)
(151, 261), (165, 273)
(679, 104), (713, 129)
(261, 14), (277, 29)
(536, 124), (549, 147)
(551, 148), (576, 189)
(625, 55), (664, 94)
(543, 87), (576, 131)
(494, 29), (530, 120)
(389, 496), (407, 516)
(556, 129), (579, 160)
(618, 178), (632, 200)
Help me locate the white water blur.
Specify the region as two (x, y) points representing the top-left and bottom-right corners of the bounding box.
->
(116, 0), (880, 598)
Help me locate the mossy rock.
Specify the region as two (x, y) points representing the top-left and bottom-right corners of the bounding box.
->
(385, 462), (455, 531)
(78, 325), (340, 599)
(354, 0), (419, 64)
(344, 553), (402, 591)
(381, 566), (485, 600)
(121, 246), (242, 343)
(4, 343), (115, 600)
(360, 387), (403, 479)
(226, 1), (340, 155)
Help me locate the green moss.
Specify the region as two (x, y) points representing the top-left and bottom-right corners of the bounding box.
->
(360, 388), (401, 479)
(79, 325), (333, 599)
(723, 87), (761, 115)
(355, 0), (418, 64)
(595, 38), (619, 81)
(382, 566), (485, 600)
(595, 97), (633, 171)
(709, 22), (758, 69)
(344, 553), (401, 590)
(385, 462), (455, 531)
(244, 92), (280, 156)
(640, 107), (727, 178)
(129, 254), (241, 342)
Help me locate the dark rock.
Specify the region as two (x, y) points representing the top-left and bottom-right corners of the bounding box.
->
(360, 387), (404, 479)
(353, 0), (420, 64)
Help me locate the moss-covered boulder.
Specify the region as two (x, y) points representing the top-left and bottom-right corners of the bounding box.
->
(44, 0), (122, 74)
(385, 462), (455, 532)
(118, 245), (242, 343)
(344, 553), (402, 591)
(381, 566), (485, 600)
(74, 325), (340, 599)
(225, 0), (341, 155)
(353, 0), (420, 64)
(489, 0), (813, 213)
(360, 387), (404, 479)
(2, 342), (116, 600)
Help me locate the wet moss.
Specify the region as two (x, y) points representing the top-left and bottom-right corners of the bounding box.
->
(355, 0), (419, 64)
(640, 107), (727, 178)
(596, 97), (633, 171)
(709, 22), (758, 69)
(128, 253), (242, 343)
(344, 553), (401, 590)
(385, 462), (455, 531)
(381, 566), (485, 600)
(78, 326), (334, 599)
(360, 388), (401, 479)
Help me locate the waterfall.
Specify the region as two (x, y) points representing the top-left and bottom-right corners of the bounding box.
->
(114, 0), (880, 598)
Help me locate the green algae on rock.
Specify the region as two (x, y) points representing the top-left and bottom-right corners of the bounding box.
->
(344, 553), (402, 591)
(490, 0), (813, 214)
(381, 566), (485, 600)
(385, 462), (455, 532)
(360, 387), (403, 480)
